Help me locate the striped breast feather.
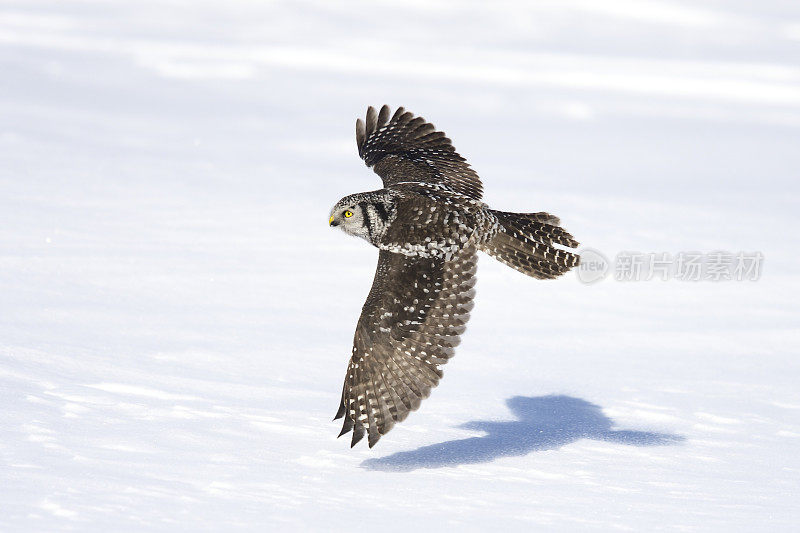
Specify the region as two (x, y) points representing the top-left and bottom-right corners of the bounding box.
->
(335, 246), (478, 447)
(355, 105), (483, 201)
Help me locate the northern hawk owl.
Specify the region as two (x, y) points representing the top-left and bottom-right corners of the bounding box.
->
(329, 106), (580, 447)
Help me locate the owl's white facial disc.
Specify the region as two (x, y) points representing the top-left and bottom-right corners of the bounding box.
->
(329, 198), (368, 238)
(329, 191), (396, 247)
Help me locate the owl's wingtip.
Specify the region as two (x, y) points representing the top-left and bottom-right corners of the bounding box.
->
(350, 424), (365, 447)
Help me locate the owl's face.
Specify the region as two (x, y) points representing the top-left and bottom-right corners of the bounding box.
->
(329, 196), (369, 238)
(329, 191), (395, 243)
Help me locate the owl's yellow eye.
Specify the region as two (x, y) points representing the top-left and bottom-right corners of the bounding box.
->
(344, 210), (353, 218)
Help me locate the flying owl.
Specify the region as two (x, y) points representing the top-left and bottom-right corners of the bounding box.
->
(329, 105), (580, 448)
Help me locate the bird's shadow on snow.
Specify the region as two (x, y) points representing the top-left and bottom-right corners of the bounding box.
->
(361, 395), (684, 472)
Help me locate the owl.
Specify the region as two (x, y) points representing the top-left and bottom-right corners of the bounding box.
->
(329, 106), (580, 447)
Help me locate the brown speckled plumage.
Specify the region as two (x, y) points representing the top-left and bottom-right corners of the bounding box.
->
(329, 106), (580, 447)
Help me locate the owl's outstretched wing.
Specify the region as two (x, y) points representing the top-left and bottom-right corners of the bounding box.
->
(356, 105), (483, 200)
(335, 246), (478, 447)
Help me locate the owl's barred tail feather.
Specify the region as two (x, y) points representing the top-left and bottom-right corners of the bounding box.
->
(482, 210), (580, 279)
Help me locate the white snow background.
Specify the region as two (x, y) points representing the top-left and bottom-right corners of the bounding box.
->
(1, 1), (799, 530)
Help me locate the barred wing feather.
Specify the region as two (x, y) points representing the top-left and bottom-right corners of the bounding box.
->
(356, 105), (483, 200)
(335, 246), (478, 447)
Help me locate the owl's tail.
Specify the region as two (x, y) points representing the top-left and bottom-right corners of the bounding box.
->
(481, 210), (580, 279)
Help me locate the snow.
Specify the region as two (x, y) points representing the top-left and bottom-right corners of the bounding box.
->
(1, 0), (799, 530)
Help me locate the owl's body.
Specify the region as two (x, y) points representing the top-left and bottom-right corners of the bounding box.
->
(330, 106), (580, 447)
(341, 183), (495, 258)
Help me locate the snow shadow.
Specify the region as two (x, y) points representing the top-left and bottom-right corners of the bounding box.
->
(362, 395), (683, 472)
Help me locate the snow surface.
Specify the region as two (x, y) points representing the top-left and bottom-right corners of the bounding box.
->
(2, 0), (799, 530)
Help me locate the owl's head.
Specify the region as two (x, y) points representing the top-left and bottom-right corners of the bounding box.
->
(329, 192), (394, 241)
(329, 195), (369, 238)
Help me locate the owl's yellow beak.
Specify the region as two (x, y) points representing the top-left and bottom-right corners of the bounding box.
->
(329, 215), (335, 226)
